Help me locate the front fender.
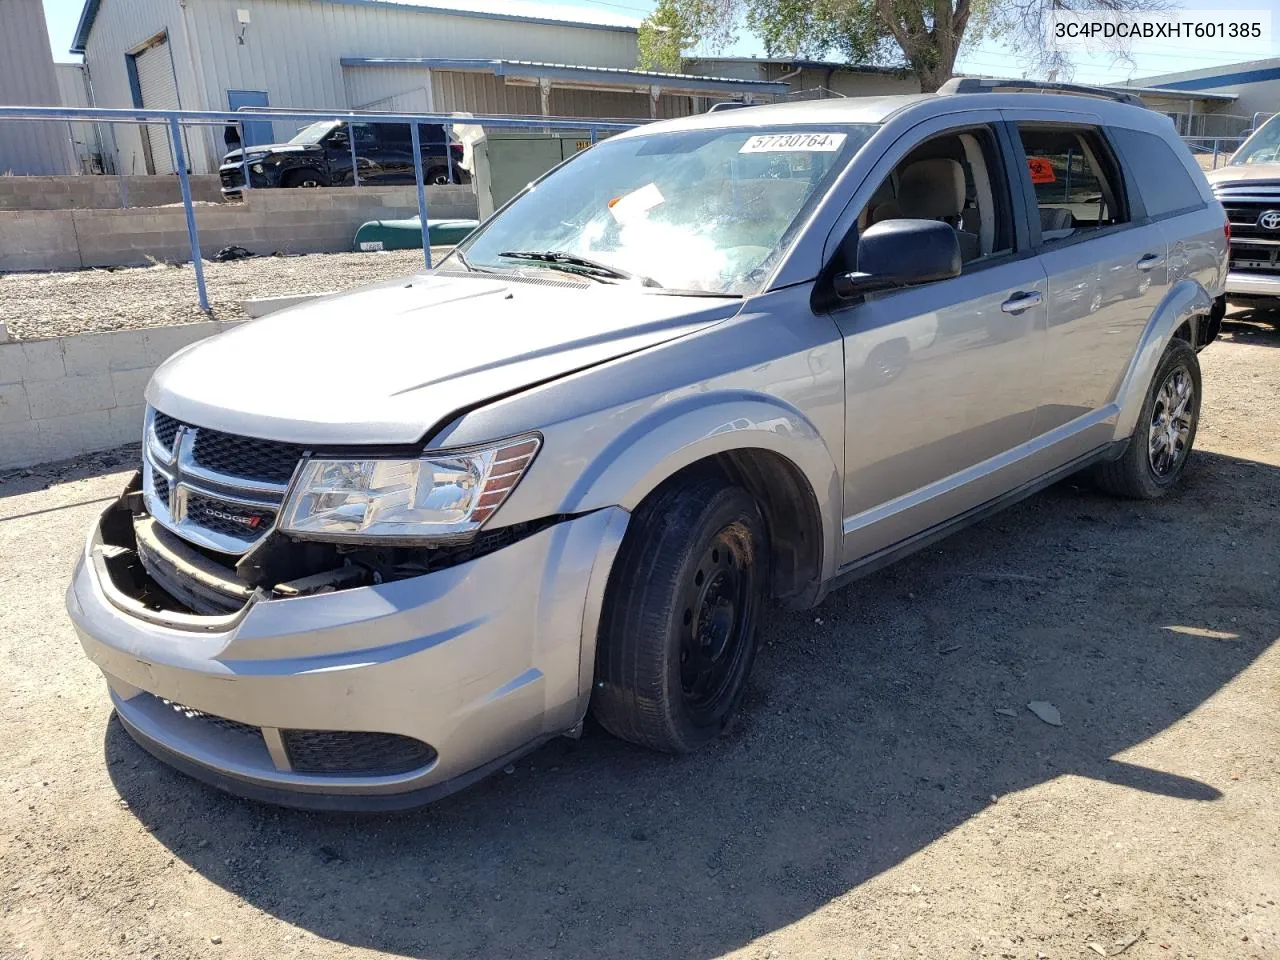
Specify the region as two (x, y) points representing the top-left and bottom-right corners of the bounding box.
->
(561, 392), (844, 583)
(1112, 278), (1212, 442)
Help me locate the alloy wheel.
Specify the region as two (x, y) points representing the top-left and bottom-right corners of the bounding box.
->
(1148, 366), (1195, 478)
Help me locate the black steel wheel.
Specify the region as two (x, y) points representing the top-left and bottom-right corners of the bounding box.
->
(592, 474), (767, 753)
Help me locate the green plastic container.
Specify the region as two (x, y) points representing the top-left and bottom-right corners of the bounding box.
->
(353, 218), (479, 252)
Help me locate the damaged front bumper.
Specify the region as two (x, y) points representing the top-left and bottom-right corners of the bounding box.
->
(66, 480), (628, 810)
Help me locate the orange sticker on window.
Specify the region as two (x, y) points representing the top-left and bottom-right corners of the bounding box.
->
(1027, 156), (1056, 184)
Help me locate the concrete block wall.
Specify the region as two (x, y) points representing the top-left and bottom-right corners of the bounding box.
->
(0, 320), (242, 470)
(0, 175), (224, 210)
(0, 184), (478, 271)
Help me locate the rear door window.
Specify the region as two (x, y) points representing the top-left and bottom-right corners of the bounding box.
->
(1108, 128), (1205, 219)
(1015, 124), (1129, 245)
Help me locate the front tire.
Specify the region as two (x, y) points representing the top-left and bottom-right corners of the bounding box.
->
(281, 169), (325, 188)
(1094, 338), (1201, 499)
(592, 476), (767, 753)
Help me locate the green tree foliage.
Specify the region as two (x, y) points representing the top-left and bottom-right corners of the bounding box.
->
(640, 0), (1170, 92)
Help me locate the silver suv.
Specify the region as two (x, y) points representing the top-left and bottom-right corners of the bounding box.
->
(66, 81), (1228, 810)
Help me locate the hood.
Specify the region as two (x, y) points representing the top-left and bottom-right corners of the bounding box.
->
(147, 273), (741, 446)
(221, 143), (318, 164)
(1205, 162), (1280, 185)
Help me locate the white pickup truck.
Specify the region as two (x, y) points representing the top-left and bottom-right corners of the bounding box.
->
(1207, 112), (1280, 315)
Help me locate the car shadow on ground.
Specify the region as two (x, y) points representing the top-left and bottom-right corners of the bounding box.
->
(1222, 307), (1280, 346)
(105, 449), (1278, 959)
(0, 445), (137, 505)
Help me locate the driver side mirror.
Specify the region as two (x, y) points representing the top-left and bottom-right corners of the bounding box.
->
(327, 128), (349, 146)
(833, 218), (962, 299)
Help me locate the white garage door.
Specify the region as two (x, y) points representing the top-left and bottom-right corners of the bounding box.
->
(134, 40), (179, 175)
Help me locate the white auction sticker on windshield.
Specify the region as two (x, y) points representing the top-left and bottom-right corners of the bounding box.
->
(740, 132), (846, 153)
(608, 182), (665, 223)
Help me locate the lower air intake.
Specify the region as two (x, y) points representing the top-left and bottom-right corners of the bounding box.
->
(281, 730), (437, 776)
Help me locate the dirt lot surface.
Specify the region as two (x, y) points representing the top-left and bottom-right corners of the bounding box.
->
(0, 249), (451, 342)
(1, 312), (1278, 960)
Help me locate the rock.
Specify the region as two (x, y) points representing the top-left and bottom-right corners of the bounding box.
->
(1027, 701), (1063, 726)
(210, 935), (223, 945)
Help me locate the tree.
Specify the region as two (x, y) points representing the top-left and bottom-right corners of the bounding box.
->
(638, 0), (697, 73)
(639, 0), (1170, 93)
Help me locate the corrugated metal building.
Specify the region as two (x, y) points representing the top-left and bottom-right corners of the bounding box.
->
(54, 62), (107, 173)
(1116, 59), (1280, 139)
(0, 0), (76, 175)
(688, 57), (921, 101)
(70, 0), (786, 175)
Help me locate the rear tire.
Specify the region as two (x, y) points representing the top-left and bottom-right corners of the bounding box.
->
(1094, 338), (1201, 499)
(592, 476), (767, 753)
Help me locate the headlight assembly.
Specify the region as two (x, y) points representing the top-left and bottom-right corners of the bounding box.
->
(278, 436), (540, 544)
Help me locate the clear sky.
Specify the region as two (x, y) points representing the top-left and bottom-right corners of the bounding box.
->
(40, 0), (1280, 85)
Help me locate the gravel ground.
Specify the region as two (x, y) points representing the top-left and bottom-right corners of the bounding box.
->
(1, 311), (1278, 960)
(0, 249), (451, 342)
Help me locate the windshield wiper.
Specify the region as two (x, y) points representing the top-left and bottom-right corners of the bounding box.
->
(497, 250), (662, 287)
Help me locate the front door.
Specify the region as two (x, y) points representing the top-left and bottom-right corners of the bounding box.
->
(832, 123), (1049, 562)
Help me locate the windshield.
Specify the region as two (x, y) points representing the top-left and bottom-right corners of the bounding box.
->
(450, 124), (876, 294)
(1231, 114), (1280, 165)
(289, 120), (338, 145)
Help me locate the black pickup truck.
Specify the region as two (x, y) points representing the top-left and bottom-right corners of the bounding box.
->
(219, 119), (467, 195)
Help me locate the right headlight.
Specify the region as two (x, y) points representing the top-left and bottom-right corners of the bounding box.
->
(278, 436), (540, 544)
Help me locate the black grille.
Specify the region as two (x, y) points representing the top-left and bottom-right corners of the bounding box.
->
(281, 730), (437, 776)
(157, 697), (261, 741)
(153, 412), (180, 451)
(153, 475), (170, 506)
(185, 491), (275, 541)
(191, 427), (304, 485)
(1224, 204), (1280, 242)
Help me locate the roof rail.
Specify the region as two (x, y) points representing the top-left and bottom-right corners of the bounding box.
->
(937, 77), (1145, 107)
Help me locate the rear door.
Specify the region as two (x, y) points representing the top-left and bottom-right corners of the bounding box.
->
(1107, 127), (1225, 310)
(372, 123), (416, 183)
(1003, 113), (1170, 464)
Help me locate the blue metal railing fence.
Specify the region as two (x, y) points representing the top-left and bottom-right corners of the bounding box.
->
(0, 105), (640, 311)
(1182, 135), (1247, 169)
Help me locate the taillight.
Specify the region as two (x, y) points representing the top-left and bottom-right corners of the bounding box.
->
(1225, 217), (1231, 242)
(450, 143), (463, 157)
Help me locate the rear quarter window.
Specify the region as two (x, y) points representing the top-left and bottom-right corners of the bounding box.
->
(1109, 128), (1205, 219)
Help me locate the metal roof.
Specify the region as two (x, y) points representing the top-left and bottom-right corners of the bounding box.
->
(72, 0), (638, 53)
(1108, 83), (1238, 103)
(340, 58), (792, 94)
(688, 56), (913, 77)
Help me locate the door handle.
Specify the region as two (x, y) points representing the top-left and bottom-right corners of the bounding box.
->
(1137, 253), (1164, 272)
(1000, 291), (1042, 314)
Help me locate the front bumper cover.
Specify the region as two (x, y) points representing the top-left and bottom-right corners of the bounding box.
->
(67, 504), (628, 810)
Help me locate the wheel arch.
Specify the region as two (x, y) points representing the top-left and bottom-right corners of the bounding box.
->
(1112, 278), (1212, 442)
(561, 394), (843, 603)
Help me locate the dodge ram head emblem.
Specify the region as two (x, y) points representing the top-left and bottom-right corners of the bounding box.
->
(1257, 210), (1280, 231)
